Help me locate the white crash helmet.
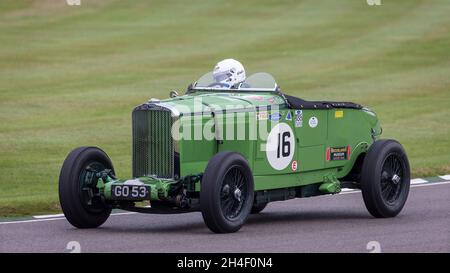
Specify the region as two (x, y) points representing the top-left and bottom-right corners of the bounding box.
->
(212, 59), (246, 88)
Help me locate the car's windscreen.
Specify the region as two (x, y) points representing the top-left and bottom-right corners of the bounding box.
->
(193, 72), (278, 91)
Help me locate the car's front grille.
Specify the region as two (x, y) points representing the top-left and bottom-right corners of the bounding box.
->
(132, 104), (174, 178)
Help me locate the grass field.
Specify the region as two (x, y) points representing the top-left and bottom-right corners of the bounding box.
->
(1, 0), (449, 217)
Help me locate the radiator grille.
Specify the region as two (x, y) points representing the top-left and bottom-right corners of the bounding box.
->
(132, 105), (174, 178)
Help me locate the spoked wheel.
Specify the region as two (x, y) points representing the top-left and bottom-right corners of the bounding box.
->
(201, 152), (254, 233)
(380, 154), (405, 205)
(220, 167), (249, 220)
(361, 139), (410, 218)
(59, 147), (114, 228)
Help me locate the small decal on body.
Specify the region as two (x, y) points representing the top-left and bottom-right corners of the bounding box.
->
(308, 116), (318, 128)
(326, 146), (351, 161)
(291, 160), (298, 171)
(295, 110), (303, 127)
(285, 110), (292, 121)
(335, 110), (344, 118)
(269, 112), (282, 122)
(256, 111), (268, 120)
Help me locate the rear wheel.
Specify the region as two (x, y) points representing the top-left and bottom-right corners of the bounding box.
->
(361, 139), (410, 218)
(59, 147), (113, 228)
(200, 152), (254, 233)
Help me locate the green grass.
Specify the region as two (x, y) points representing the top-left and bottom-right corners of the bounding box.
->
(1, 0), (449, 217)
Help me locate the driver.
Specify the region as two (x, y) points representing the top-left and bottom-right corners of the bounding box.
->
(212, 59), (246, 89)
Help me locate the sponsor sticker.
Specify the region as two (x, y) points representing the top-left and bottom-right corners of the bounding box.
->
(335, 110), (344, 118)
(308, 116), (318, 128)
(256, 111), (268, 120)
(295, 110), (303, 127)
(285, 110), (292, 121)
(291, 160), (298, 171)
(326, 146), (351, 161)
(269, 112), (282, 122)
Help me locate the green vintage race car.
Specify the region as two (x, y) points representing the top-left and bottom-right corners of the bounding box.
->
(59, 71), (410, 233)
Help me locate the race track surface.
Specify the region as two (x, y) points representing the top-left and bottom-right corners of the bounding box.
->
(1, 183), (449, 253)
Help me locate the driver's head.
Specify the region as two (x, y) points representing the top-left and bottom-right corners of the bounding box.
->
(213, 59), (246, 88)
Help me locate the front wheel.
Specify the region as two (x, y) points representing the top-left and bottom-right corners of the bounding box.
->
(59, 147), (113, 228)
(200, 152), (254, 233)
(361, 139), (410, 218)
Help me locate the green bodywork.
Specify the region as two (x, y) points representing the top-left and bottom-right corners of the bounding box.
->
(100, 90), (381, 206)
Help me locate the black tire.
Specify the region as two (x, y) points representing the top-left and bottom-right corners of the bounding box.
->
(200, 152), (254, 233)
(361, 139), (410, 218)
(251, 202), (268, 214)
(59, 147), (113, 228)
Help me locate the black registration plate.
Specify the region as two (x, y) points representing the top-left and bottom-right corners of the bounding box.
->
(111, 185), (150, 200)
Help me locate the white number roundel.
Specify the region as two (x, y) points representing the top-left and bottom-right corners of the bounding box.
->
(266, 123), (295, 170)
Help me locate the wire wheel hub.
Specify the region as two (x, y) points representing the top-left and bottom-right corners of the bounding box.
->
(381, 154), (404, 204)
(220, 167), (247, 221)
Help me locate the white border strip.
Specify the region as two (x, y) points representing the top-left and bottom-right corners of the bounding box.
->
(0, 218), (65, 225)
(439, 175), (450, 180)
(33, 211), (136, 220)
(33, 213), (64, 219)
(340, 180), (450, 195)
(0, 212), (136, 225)
(411, 178), (428, 185)
(410, 181), (450, 188)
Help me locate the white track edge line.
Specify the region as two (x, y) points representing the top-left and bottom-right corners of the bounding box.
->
(410, 180), (450, 188)
(439, 175), (450, 180)
(0, 217), (65, 225)
(411, 178), (428, 185)
(339, 180), (450, 195)
(0, 212), (137, 225)
(33, 213), (65, 219)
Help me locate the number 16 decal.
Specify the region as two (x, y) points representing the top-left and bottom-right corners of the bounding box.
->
(266, 123), (295, 170)
(277, 132), (291, 158)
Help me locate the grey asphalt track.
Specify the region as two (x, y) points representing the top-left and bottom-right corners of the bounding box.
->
(0, 183), (449, 253)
